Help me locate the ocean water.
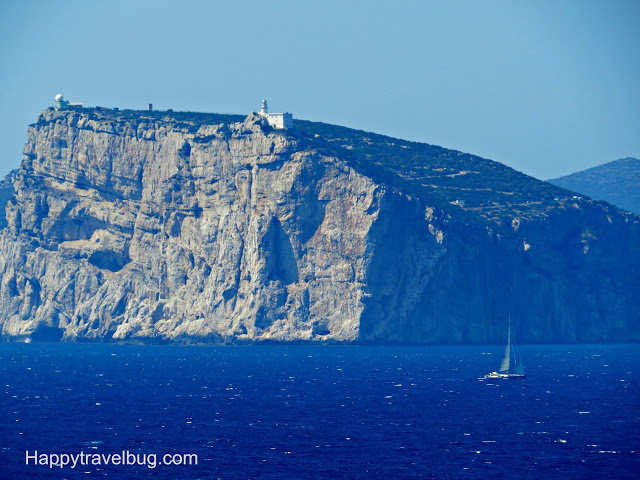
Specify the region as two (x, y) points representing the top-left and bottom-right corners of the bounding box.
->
(0, 343), (638, 479)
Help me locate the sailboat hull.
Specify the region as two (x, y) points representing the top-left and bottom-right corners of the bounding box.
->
(484, 372), (526, 379)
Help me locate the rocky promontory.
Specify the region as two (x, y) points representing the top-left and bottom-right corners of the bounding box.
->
(0, 108), (638, 344)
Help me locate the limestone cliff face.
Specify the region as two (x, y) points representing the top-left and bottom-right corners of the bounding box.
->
(0, 109), (638, 343)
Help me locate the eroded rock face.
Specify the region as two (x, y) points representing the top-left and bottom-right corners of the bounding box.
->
(0, 109), (638, 344)
(0, 110), (443, 343)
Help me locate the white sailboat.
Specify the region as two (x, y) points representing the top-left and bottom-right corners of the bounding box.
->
(485, 316), (525, 379)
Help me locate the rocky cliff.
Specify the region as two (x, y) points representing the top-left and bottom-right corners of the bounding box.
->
(1, 108), (638, 344)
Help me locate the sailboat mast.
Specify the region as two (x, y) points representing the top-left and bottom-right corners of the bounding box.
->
(498, 315), (512, 374)
(511, 315), (525, 375)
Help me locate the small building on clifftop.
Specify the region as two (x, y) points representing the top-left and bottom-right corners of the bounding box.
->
(259, 99), (293, 129)
(54, 93), (83, 111)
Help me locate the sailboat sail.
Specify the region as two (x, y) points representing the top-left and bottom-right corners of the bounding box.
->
(512, 336), (525, 375)
(498, 342), (511, 373)
(513, 354), (525, 375)
(486, 315), (525, 378)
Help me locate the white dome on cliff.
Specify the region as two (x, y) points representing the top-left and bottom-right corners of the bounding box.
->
(55, 94), (64, 102)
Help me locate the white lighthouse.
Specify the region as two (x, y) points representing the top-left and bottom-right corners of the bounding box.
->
(258, 99), (292, 129)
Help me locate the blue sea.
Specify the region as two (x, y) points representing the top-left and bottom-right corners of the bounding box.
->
(1, 343), (638, 479)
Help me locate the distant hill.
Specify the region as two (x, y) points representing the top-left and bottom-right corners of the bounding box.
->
(548, 158), (640, 214)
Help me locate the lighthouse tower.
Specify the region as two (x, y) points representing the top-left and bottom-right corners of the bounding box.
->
(258, 99), (292, 129)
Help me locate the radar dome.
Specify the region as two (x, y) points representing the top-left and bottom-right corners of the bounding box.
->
(55, 94), (64, 102)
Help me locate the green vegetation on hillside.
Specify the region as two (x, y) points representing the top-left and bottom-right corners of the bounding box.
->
(548, 158), (640, 215)
(289, 119), (572, 227)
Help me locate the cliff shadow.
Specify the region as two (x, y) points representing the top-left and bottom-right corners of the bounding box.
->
(359, 194), (443, 342)
(265, 216), (299, 285)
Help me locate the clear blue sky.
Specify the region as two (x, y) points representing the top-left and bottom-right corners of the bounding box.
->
(1, 0), (638, 180)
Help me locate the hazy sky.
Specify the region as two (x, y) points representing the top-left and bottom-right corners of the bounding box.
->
(1, 0), (638, 180)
